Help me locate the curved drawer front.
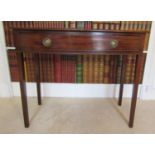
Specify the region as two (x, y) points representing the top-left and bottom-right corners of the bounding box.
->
(14, 30), (145, 54)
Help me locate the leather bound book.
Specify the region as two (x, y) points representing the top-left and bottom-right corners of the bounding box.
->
(104, 55), (110, 83)
(54, 55), (62, 82)
(76, 55), (83, 83)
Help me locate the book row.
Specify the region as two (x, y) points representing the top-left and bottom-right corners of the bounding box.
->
(8, 51), (146, 84)
(3, 21), (152, 49)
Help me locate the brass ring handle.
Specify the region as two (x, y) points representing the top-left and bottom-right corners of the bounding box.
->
(42, 38), (52, 47)
(110, 39), (118, 48)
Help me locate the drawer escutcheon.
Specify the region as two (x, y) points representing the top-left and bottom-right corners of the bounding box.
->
(42, 38), (52, 48)
(110, 39), (119, 48)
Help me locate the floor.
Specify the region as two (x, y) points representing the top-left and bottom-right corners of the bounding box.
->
(0, 97), (155, 134)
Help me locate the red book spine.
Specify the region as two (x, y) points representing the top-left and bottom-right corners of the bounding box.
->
(66, 56), (68, 82)
(61, 55), (65, 82)
(67, 56), (71, 82)
(84, 21), (88, 30)
(71, 56), (76, 83)
(54, 55), (61, 82)
(67, 56), (76, 83)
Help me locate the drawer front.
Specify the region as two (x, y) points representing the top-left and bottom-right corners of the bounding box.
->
(14, 30), (145, 54)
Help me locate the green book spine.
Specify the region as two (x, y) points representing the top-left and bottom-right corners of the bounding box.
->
(77, 21), (85, 29)
(76, 55), (83, 83)
(65, 21), (69, 29)
(83, 55), (88, 83)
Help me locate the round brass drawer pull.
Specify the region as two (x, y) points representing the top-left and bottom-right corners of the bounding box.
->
(110, 39), (118, 48)
(42, 38), (52, 47)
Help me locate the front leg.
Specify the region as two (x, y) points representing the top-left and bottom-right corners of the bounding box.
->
(17, 52), (29, 128)
(129, 54), (142, 128)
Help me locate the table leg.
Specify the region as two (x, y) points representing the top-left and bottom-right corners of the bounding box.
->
(129, 54), (142, 128)
(118, 55), (126, 106)
(35, 53), (42, 105)
(17, 52), (29, 128)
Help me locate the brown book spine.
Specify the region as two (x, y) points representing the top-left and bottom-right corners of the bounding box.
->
(112, 56), (117, 83)
(45, 54), (50, 82)
(133, 21), (138, 30)
(69, 21), (76, 29)
(125, 55), (132, 83)
(43, 54), (48, 82)
(54, 55), (61, 82)
(7, 22), (13, 46)
(130, 56), (136, 83)
(120, 21), (125, 30)
(104, 23), (109, 30)
(129, 21), (134, 30)
(139, 54), (146, 83)
(104, 56), (110, 83)
(110, 22), (115, 30)
(61, 55), (65, 82)
(109, 56), (114, 83)
(39, 54), (44, 82)
(99, 55), (104, 83)
(93, 55), (99, 83)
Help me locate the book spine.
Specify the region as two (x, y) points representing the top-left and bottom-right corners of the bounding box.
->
(113, 56), (118, 83)
(139, 54), (146, 83)
(54, 55), (61, 82)
(61, 55), (67, 83)
(110, 22), (115, 30)
(39, 54), (43, 82)
(42, 54), (46, 82)
(125, 55), (132, 83)
(46, 54), (50, 82)
(8, 21), (14, 46)
(77, 21), (85, 29)
(99, 55), (104, 83)
(92, 22), (98, 29)
(104, 56), (110, 83)
(99, 23), (103, 30)
(83, 55), (88, 83)
(88, 55), (93, 83)
(133, 21), (138, 30)
(30, 53), (35, 82)
(89, 21), (92, 30)
(69, 56), (76, 83)
(130, 55), (136, 83)
(76, 55), (83, 83)
(8, 51), (19, 81)
(120, 21), (125, 30)
(94, 55), (99, 83)
(69, 21), (76, 29)
(146, 21), (152, 31)
(109, 56), (114, 83)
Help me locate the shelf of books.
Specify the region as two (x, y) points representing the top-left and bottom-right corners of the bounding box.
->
(3, 21), (151, 84)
